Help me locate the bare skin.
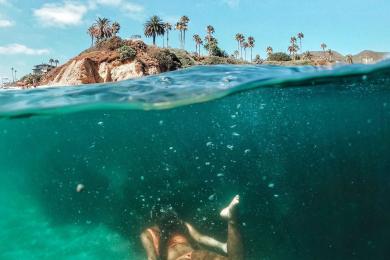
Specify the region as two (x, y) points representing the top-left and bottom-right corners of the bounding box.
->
(140, 195), (244, 260)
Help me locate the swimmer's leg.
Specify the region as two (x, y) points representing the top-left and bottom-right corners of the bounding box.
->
(220, 195), (244, 260)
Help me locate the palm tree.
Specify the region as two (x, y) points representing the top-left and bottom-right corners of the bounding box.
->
(235, 33), (244, 54)
(180, 16), (190, 49)
(175, 22), (183, 48)
(238, 35), (245, 59)
(247, 36), (255, 62)
(233, 50), (239, 59)
(111, 22), (120, 37)
(242, 42), (249, 61)
(95, 17), (111, 41)
(297, 32), (304, 52)
(164, 23), (172, 48)
(193, 34), (200, 55)
(288, 45), (298, 60)
(87, 25), (98, 47)
(206, 25), (215, 56)
(266, 46), (273, 58)
(320, 43), (327, 60)
(328, 49), (333, 62)
(346, 54), (353, 64)
(54, 59), (59, 67)
(14, 70), (17, 81)
(144, 15), (165, 45)
(197, 38), (203, 56)
(49, 58), (54, 66)
(11, 67), (14, 82)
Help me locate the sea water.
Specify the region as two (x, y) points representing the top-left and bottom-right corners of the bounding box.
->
(0, 63), (389, 259)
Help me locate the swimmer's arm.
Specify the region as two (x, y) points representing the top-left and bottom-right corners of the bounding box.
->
(140, 231), (159, 260)
(185, 223), (227, 254)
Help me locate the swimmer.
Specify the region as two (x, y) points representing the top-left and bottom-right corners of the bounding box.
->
(141, 195), (243, 260)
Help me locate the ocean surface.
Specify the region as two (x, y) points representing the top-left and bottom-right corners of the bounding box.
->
(0, 62), (389, 259)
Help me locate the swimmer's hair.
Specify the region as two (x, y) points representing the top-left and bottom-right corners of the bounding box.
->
(150, 204), (197, 259)
(150, 204), (179, 224)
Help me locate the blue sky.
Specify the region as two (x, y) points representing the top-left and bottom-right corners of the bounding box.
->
(1, 0), (389, 79)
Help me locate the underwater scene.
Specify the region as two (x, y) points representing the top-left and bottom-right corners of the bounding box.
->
(0, 63), (389, 259)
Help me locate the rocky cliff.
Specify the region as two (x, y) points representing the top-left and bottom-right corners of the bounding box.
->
(40, 37), (191, 86)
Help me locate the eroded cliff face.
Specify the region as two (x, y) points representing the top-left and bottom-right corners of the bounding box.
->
(46, 58), (154, 86)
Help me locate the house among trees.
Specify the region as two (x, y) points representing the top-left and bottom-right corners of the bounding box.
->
(32, 64), (55, 75)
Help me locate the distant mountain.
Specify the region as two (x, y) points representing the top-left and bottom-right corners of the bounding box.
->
(306, 50), (389, 64)
(352, 50), (390, 64)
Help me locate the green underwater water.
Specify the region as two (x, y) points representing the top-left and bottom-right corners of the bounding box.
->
(0, 64), (390, 259)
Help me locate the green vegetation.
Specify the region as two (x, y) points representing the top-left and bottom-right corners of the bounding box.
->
(148, 48), (181, 71)
(87, 18), (121, 47)
(20, 74), (42, 85)
(96, 36), (124, 51)
(268, 52), (292, 61)
(253, 55), (263, 64)
(168, 49), (196, 67)
(117, 46), (137, 61)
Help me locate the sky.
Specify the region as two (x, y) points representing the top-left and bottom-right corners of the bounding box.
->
(0, 0), (389, 80)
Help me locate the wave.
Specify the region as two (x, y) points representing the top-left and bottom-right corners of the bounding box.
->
(1, 61), (390, 118)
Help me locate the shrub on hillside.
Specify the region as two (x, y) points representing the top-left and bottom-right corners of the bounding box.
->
(168, 49), (195, 67)
(202, 56), (240, 65)
(20, 73), (42, 85)
(96, 36), (124, 51)
(117, 46), (137, 61)
(268, 52), (292, 61)
(148, 48), (181, 71)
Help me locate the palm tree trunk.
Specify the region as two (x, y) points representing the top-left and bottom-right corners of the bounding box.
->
(153, 34), (156, 45)
(181, 31), (183, 49)
(163, 34), (165, 48)
(183, 30), (186, 49)
(237, 41), (239, 53)
(299, 39), (302, 53)
(208, 34), (211, 56)
(167, 31), (169, 48)
(250, 48), (253, 62)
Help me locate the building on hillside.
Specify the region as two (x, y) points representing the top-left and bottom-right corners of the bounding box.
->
(129, 35), (142, 40)
(361, 57), (374, 64)
(32, 64), (55, 75)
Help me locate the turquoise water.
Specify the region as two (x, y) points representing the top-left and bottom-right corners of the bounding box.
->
(0, 63), (389, 259)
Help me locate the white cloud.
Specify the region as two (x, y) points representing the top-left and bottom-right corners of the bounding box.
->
(33, 2), (88, 27)
(0, 44), (50, 55)
(222, 0), (240, 8)
(89, 0), (144, 20)
(0, 19), (13, 27)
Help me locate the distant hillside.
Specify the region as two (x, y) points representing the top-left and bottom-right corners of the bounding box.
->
(307, 50), (389, 64)
(309, 50), (345, 62)
(352, 50), (390, 64)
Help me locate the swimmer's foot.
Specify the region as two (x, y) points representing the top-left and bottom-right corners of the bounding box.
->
(220, 195), (240, 220)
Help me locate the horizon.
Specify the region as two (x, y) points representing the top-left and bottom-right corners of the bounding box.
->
(1, 0), (390, 79)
